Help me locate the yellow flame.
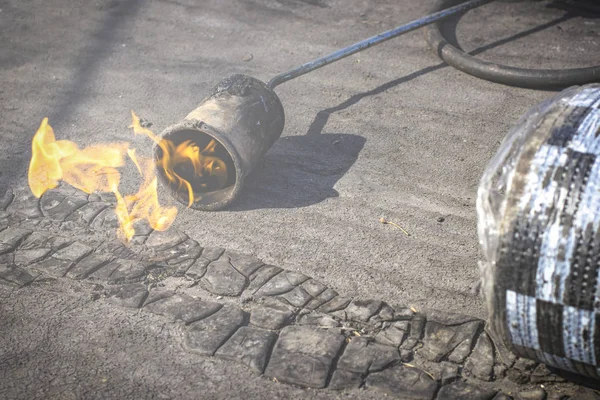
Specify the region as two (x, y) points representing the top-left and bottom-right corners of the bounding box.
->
(28, 118), (127, 198)
(119, 148), (177, 240)
(28, 115), (177, 242)
(129, 110), (228, 207)
(29, 111), (229, 241)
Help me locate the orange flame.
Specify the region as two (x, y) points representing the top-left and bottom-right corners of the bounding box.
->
(129, 111), (228, 207)
(28, 115), (177, 241)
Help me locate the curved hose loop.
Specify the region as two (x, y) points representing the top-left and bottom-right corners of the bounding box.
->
(424, 0), (600, 90)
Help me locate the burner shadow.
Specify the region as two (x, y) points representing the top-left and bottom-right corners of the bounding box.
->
(230, 132), (366, 210)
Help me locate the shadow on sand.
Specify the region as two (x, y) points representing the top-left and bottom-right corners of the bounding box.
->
(231, 0), (591, 210)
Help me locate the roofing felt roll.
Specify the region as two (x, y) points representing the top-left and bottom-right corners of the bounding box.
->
(477, 83), (600, 380)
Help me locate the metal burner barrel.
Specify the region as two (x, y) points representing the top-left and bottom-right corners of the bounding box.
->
(155, 74), (284, 210)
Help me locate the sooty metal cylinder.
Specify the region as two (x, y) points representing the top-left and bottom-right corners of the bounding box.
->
(478, 84), (600, 380)
(155, 74), (285, 210)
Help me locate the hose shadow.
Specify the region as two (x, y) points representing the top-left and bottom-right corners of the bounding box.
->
(231, 1), (587, 210)
(437, 0), (598, 57)
(232, 64), (444, 211)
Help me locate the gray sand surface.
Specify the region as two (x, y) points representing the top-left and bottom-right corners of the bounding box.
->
(1, 0), (598, 398)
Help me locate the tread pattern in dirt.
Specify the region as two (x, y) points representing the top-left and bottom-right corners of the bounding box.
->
(0, 184), (597, 400)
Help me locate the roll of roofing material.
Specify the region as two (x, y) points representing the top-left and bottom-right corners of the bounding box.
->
(477, 84), (600, 379)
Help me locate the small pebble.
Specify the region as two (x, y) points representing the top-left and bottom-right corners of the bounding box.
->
(437, 216), (445, 223)
(518, 388), (546, 400)
(243, 53), (253, 62)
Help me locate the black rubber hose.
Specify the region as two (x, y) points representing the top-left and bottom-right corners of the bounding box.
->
(424, 0), (600, 90)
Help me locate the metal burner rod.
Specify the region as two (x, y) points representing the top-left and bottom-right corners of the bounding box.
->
(267, 0), (495, 89)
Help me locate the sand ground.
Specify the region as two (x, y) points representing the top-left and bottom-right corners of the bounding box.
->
(0, 0), (598, 398)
